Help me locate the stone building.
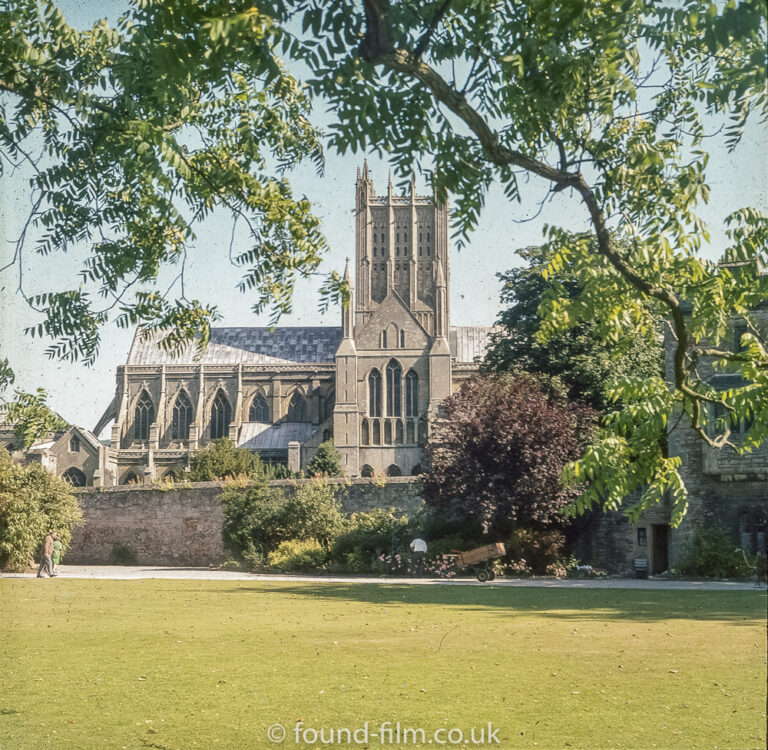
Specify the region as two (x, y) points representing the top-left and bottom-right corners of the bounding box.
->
(70, 166), (492, 485)
(584, 308), (768, 574)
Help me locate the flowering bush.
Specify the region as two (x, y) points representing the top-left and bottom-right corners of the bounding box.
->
(423, 554), (458, 579)
(546, 562), (568, 578)
(567, 562), (608, 579)
(504, 558), (532, 577)
(371, 552), (457, 578)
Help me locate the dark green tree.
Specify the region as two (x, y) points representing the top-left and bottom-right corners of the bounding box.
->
(483, 240), (663, 410)
(306, 439), (343, 477)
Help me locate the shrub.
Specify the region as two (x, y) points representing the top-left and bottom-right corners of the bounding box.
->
(220, 477), (346, 566)
(679, 528), (757, 578)
(267, 539), (327, 572)
(220, 476), (285, 563)
(281, 479), (346, 549)
(331, 508), (409, 571)
(189, 439), (265, 481)
(0, 451), (83, 571)
(506, 528), (565, 575)
(306, 440), (343, 477)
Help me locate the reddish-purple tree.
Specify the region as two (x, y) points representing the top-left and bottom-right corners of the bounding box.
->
(422, 374), (595, 537)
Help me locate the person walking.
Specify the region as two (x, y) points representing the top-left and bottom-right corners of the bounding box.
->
(37, 532), (58, 578)
(52, 535), (63, 574)
(409, 537), (427, 578)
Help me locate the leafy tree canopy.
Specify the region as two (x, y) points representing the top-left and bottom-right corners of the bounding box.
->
(0, 359), (67, 449)
(483, 238), (663, 410)
(422, 374), (596, 538)
(0, 449), (83, 570)
(2, 0), (766, 522)
(0, 0), (343, 370)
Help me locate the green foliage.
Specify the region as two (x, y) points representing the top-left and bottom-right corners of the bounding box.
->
(0, 388), (67, 449)
(679, 528), (757, 578)
(506, 529), (566, 576)
(1, 0), (338, 365)
(281, 479), (346, 549)
(330, 507), (409, 571)
(0, 450), (83, 570)
(220, 477), (345, 566)
(189, 439), (265, 482)
(483, 239), (663, 410)
(293, 0), (768, 523)
(306, 439), (343, 477)
(267, 538), (327, 572)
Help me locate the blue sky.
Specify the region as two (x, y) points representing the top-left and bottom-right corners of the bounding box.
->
(0, 1), (766, 434)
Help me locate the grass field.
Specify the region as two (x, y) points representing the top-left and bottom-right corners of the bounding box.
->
(1, 579), (765, 750)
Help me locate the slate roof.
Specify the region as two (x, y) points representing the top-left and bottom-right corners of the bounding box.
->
(449, 326), (496, 363)
(127, 326), (343, 366)
(125, 324), (493, 366)
(238, 422), (318, 452)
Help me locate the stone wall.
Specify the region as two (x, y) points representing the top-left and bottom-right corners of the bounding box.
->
(68, 477), (424, 566)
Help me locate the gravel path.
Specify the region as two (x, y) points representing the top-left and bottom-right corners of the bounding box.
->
(3, 565), (765, 590)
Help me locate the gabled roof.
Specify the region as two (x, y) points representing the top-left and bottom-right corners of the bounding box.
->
(69, 425), (103, 452)
(127, 326), (342, 366)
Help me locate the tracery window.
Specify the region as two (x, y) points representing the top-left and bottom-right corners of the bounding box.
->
(210, 390), (232, 440)
(386, 359), (402, 417)
(249, 393), (270, 423)
(62, 467), (86, 487)
(172, 390), (193, 440)
(287, 392), (307, 422)
(368, 369), (382, 417)
(133, 390), (154, 442)
(405, 370), (419, 417)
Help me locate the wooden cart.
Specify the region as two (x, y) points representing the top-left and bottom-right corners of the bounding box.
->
(452, 543), (506, 582)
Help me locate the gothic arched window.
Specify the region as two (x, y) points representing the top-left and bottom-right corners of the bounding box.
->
(69, 436), (80, 453)
(386, 359), (402, 417)
(287, 392), (307, 422)
(172, 390), (193, 440)
(62, 467), (86, 487)
(368, 369), (382, 417)
(133, 390), (154, 442)
(361, 464), (374, 478)
(210, 390), (232, 440)
(121, 470), (140, 485)
(386, 464), (402, 477)
(405, 370), (419, 417)
(380, 330), (387, 348)
(249, 392), (270, 423)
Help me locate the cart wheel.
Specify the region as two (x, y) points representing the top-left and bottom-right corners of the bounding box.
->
(487, 570), (496, 581)
(476, 569), (489, 583)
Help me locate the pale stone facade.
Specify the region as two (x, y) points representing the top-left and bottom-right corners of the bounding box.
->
(69, 167), (493, 484)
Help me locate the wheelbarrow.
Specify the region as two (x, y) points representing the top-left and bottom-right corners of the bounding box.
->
(452, 543), (506, 582)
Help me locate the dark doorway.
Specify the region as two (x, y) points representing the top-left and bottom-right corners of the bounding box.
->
(652, 524), (669, 574)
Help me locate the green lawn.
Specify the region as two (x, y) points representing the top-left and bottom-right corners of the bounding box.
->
(1, 580), (765, 750)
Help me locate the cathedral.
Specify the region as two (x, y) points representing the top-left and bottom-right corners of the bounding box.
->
(39, 166), (493, 486)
